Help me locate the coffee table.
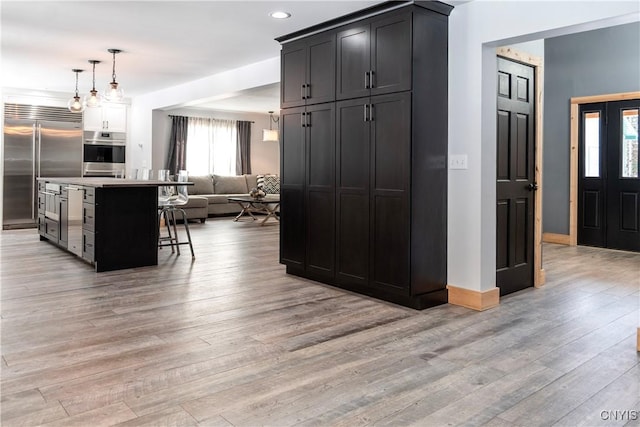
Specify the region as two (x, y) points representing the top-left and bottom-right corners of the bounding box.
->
(227, 195), (280, 225)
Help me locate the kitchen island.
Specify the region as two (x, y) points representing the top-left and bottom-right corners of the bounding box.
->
(37, 178), (174, 272)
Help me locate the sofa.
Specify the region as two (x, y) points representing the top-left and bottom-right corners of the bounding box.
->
(180, 174), (279, 222)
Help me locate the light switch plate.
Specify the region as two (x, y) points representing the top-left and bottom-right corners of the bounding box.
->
(449, 154), (468, 170)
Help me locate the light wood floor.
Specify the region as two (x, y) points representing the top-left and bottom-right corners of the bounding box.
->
(1, 218), (638, 426)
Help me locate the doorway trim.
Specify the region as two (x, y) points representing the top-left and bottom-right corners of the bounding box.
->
(569, 91), (640, 246)
(496, 46), (545, 287)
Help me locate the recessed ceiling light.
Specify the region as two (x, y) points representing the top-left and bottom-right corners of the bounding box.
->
(269, 11), (291, 19)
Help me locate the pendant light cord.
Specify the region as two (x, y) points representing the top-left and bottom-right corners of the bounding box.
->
(75, 71), (80, 97)
(111, 51), (117, 83)
(92, 61), (97, 91)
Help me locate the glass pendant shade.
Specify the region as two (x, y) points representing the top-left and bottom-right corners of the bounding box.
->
(104, 49), (124, 102)
(85, 89), (101, 108)
(68, 95), (85, 113)
(85, 60), (101, 108)
(67, 69), (85, 113)
(104, 81), (123, 102)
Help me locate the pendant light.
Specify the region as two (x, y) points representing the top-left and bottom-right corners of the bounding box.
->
(104, 48), (124, 101)
(67, 69), (85, 113)
(262, 111), (279, 142)
(85, 59), (101, 108)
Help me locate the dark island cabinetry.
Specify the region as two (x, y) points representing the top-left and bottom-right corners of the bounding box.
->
(38, 178), (160, 272)
(277, 1), (452, 309)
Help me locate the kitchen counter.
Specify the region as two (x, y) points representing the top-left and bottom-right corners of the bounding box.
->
(37, 178), (172, 272)
(37, 177), (190, 188)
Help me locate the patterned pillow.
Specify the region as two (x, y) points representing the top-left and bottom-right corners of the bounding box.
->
(263, 174), (280, 194)
(256, 175), (265, 189)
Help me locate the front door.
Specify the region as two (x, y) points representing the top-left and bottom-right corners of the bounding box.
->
(496, 57), (536, 296)
(578, 99), (640, 251)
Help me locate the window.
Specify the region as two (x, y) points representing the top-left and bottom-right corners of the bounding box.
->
(186, 117), (237, 176)
(584, 111), (600, 178)
(621, 109), (638, 178)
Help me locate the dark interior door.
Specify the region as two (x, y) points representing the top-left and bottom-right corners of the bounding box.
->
(578, 103), (607, 247)
(578, 99), (639, 252)
(607, 100), (639, 251)
(496, 57), (536, 296)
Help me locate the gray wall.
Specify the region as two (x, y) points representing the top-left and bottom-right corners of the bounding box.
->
(151, 108), (280, 175)
(543, 22), (640, 234)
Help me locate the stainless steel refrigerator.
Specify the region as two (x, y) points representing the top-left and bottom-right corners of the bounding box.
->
(3, 104), (83, 229)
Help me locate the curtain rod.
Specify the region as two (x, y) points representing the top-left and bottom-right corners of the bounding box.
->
(168, 114), (254, 123)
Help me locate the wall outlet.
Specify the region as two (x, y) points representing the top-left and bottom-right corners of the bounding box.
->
(449, 154), (468, 170)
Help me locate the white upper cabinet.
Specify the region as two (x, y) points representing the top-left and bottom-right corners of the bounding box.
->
(83, 103), (127, 132)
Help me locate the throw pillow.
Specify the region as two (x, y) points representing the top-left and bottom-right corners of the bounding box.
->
(256, 174), (265, 189)
(263, 174), (280, 194)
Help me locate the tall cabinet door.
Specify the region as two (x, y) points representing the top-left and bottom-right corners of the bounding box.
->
(281, 42), (307, 109)
(336, 98), (371, 287)
(336, 24), (370, 100)
(370, 13), (412, 96)
(280, 107), (306, 267)
(370, 92), (411, 293)
(305, 103), (336, 278)
(307, 33), (336, 106)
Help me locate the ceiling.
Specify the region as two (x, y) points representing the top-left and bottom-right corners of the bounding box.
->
(1, 1), (384, 113)
(1, 1), (465, 114)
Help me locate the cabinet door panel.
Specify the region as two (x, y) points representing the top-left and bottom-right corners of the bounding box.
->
(306, 190), (335, 276)
(337, 99), (370, 189)
(281, 107), (306, 186)
(280, 107), (306, 267)
(307, 34), (336, 105)
(337, 193), (369, 285)
(307, 104), (335, 188)
(336, 98), (370, 286)
(371, 92), (411, 292)
(281, 188), (305, 267)
(102, 104), (127, 132)
(372, 93), (411, 192)
(336, 25), (370, 100)
(306, 103), (335, 277)
(281, 42), (307, 109)
(371, 13), (412, 96)
(372, 195), (409, 291)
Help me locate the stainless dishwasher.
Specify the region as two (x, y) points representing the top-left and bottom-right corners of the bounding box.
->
(66, 185), (84, 257)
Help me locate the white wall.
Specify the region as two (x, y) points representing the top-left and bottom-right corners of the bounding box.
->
(448, 0), (639, 292)
(129, 57), (280, 175)
(151, 108), (279, 175)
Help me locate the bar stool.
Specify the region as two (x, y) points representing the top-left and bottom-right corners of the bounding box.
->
(158, 170), (195, 259)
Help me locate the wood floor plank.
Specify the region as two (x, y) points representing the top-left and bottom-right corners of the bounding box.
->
(1, 220), (638, 426)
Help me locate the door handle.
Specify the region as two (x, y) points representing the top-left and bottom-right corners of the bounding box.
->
(301, 112), (306, 127)
(363, 104), (369, 122)
(364, 71), (370, 89)
(369, 70), (375, 88)
(306, 84), (310, 99)
(301, 84), (306, 100)
(526, 183), (538, 191)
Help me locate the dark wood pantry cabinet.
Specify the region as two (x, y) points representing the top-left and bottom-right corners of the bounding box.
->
(277, 0), (453, 309)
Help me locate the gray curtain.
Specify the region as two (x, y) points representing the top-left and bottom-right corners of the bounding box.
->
(236, 120), (252, 174)
(167, 115), (188, 176)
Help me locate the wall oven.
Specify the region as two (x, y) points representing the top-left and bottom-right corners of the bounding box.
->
(83, 131), (126, 177)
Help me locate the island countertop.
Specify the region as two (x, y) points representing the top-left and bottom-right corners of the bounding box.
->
(37, 177), (191, 187)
